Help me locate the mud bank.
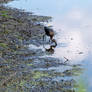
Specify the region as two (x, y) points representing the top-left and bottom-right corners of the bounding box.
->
(0, 0), (83, 92)
(0, 3), (52, 62)
(0, 0), (13, 4)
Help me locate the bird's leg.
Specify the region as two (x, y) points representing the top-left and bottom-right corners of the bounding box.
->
(49, 39), (51, 43)
(49, 36), (53, 44)
(43, 34), (46, 48)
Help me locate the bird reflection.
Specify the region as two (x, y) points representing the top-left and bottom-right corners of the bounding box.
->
(45, 39), (57, 54)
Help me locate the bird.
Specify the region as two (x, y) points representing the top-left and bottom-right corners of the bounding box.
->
(43, 26), (54, 42)
(51, 39), (57, 47)
(45, 39), (57, 53)
(43, 26), (57, 49)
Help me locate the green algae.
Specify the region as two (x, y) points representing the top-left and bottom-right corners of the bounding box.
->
(1, 14), (13, 18)
(76, 77), (87, 92)
(27, 63), (33, 66)
(0, 10), (8, 14)
(0, 43), (8, 48)
(32, 71), (49, 79)
(19, 80), (27, 87)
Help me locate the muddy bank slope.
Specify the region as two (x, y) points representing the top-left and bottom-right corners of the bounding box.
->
(0, 0), (13, 3)
(0, 1), (82, 92)
(0, 0), (52, 86)
(0, 3), (52, 63)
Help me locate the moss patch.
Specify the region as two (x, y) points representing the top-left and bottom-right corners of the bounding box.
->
(32, 71), (49, 79)
(0, 43), (8, 48)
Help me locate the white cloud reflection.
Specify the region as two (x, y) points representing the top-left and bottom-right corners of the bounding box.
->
(52, 8), (91, 64)
(53, 29), (88, 64)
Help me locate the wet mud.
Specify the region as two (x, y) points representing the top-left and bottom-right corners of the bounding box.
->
(0, 0), (83, 92)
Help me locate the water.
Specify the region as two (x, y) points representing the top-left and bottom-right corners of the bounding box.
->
(6, 0), (92, 92)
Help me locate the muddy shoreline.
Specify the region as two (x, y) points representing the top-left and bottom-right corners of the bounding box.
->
(0, 0), (82, 92)
(0, 0), (13, 4)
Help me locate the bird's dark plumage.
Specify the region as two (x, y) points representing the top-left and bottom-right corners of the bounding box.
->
(44, 26), (54, 40)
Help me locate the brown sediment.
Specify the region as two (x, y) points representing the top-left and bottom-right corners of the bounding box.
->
(0, 1), (82, 92)
(0, 1), (52, 87)
(0, 0), (13, 3)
